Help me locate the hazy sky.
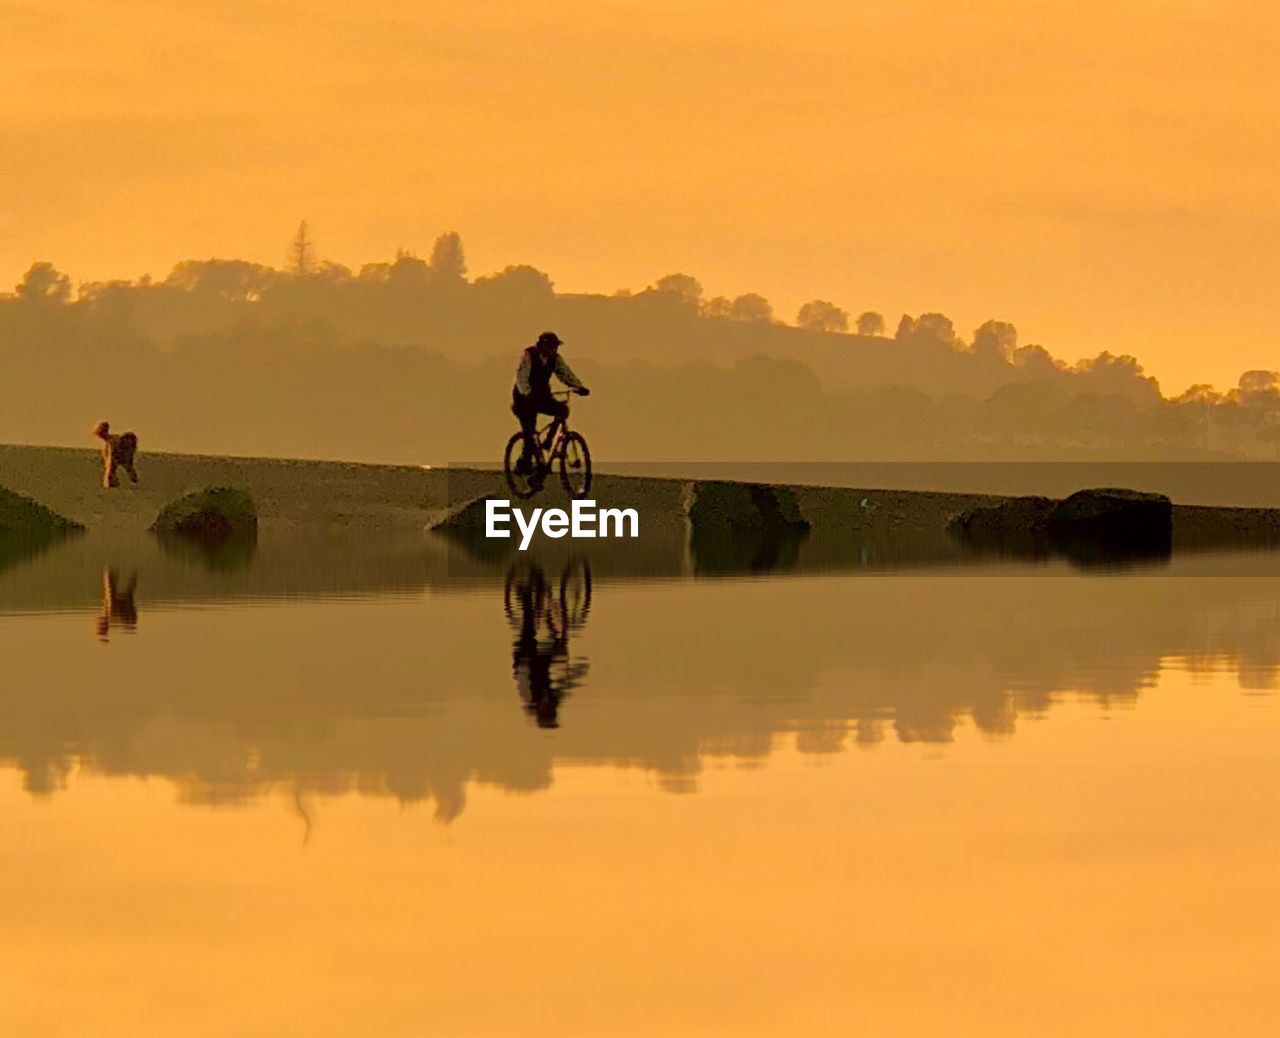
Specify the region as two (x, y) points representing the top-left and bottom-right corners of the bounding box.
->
(3, 1), (1277, 393)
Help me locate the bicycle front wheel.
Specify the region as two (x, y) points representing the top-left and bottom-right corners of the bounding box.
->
(558, 432), (592, 499)
(504, 432), (542, 500)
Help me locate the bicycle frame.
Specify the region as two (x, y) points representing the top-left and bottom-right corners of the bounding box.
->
(506, 389), (591, 500)
(527, 391), (575, 470)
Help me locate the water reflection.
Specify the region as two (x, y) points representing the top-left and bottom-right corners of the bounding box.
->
(95, 568), (138, 643)
(0, 531), (1277, 819)
(155, 528), (258, 572)
(689, 525), (808, 575)
(505, 560), (591, 728)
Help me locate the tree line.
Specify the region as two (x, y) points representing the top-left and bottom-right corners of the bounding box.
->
(3, 227), (1278, 462)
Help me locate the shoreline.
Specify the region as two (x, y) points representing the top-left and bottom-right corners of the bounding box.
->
(3, 445), (1280, 548)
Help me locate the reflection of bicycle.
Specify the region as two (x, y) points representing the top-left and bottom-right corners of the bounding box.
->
(505, 559), (592, 729)
(504, 391), (593, 500)
(503, 557), (592, 635)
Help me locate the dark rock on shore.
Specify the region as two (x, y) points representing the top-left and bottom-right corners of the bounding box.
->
(151, 487), (258, 541)
(426, 494), (515, 561)
(685, 482), (810, 575)
(948, 487), (1173, 568)
(949, 495), (1056, 537)
(1044, 488), (1172, 538)
(685, 481), (810, 534)
(0, 485), (83, 575)
(0, 485), (83, 537)
(428, 494), (503, 536)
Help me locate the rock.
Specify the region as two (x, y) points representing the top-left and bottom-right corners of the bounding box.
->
(0, 485), (83, 537)
(948, 496), (1057, 539)
(684, 482), (809, 575)
(150, 487), (258, 541)
(426, 494), (516, 562)
(427, 494), (503, 535)
(0, 485), (83, 575)
(1045, 488), (1172, 540)
(948, 487), (1173, 567)
(1044, 488), (1172, 566)
(684, 481), (810, 534)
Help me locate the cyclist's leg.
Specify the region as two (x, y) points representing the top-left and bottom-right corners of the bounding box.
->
(538, 397), (570, 449)
(512, 389), (539, 465)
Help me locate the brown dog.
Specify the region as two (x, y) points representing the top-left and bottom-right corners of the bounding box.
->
(92, 420), (139, 488)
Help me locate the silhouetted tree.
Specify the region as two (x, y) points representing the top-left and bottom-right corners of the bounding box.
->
(288, 221), (317, 276)
(473, 265), (555, 303)
(313, 260), (353, 284)
(429, 232), (467, 283)
(703, 296), (732, 318)
(389, 249), (430, 286)
(1258, 412), (1280, 459)
(972, 319), (1017, 362)
(653, 273), (702, 305)
(1174, 383), (1223, 452)
(471, 266), (550, 311)
(729, 293), (773, 323)
(856, 311), (885, 337)
(1174, 383), (1222, 406)
(1072, 352), (1161, 405)
(15, 262), (71, 304)
(911, 313), (959, 347)
(979, 380), (1069, 442)
(796, 300), (849, 333)
(166, 259), (277, 302)
(1236, 370), (1280, 399)
(1013, 344), (1062, 376)
(894, 314), (915, 340)
(78, 279), (134, 304)
(357, 261), (392, 282)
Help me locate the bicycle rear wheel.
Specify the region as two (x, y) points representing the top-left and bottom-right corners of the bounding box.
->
(504, 432), (542, 499)
(559, 559), (593, 629)
(558, 432), (592, 499)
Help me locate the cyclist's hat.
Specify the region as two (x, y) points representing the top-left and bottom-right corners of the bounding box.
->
(536, 331), (563, 349)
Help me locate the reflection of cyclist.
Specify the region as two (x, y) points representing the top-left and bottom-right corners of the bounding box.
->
(506, 563), (590, 729)
(511, 332), (589, 476)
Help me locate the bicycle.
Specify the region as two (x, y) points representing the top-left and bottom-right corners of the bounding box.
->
(503, 559), (593, 729)
(503, 390), (593, 499)
(503, 558), (593, 635)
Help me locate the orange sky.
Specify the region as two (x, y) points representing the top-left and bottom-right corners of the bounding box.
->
(3, 1), (1277, 393)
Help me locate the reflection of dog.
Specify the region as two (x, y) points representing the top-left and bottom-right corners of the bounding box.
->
(92, 420), (138, 488)
(95, 568), (138, 643)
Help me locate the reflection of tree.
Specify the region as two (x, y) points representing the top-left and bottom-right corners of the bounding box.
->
(3, 544), (1280, 819)
(505, 560), (591, 729)
(95, 568), (138, 643)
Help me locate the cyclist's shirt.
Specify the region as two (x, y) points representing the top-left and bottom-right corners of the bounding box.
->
(514, 346), (584, 398)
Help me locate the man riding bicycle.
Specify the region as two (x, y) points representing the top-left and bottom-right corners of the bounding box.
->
(511, 331), (590, 475)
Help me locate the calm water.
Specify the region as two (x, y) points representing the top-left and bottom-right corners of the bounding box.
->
(1, 531), (1277, 1036)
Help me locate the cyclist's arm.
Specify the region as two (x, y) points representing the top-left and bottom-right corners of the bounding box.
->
(554, 355), (585, 390)
(515, 353), (533, 396)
